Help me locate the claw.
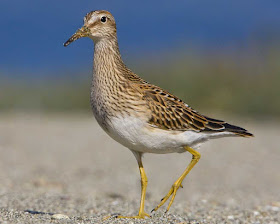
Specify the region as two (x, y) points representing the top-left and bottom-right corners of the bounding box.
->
(111, 213), (121, 218)
(152, 183), (181, 213)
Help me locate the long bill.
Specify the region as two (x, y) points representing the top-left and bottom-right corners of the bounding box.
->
(63, 26), (90, 47)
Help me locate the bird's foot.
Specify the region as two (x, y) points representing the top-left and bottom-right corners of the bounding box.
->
(152, 181), (182, 213)
(114, 211), (150, 219)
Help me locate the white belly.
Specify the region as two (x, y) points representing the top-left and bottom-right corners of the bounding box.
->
(102, 115), (234, 154)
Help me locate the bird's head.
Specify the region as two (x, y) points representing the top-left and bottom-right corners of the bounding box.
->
(64, 10), (116, 47)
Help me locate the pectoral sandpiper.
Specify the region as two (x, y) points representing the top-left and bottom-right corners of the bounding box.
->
(64, 10), (253, 219)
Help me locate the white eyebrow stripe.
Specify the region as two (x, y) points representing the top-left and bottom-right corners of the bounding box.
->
(88, 14), (98, 24)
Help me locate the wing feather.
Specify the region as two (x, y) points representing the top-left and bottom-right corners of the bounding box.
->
(133, 83), (253, 137)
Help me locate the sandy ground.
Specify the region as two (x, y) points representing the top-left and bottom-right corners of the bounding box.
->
(0, 113), (279, 224)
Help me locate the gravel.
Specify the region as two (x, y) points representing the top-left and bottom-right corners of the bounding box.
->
(0, 113), (279, 223)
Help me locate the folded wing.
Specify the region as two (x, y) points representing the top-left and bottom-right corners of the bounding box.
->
(137, 84), (253, 137)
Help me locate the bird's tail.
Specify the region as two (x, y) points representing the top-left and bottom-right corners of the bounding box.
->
(204, 116), (254, 137)
(223, 123), (254, 137)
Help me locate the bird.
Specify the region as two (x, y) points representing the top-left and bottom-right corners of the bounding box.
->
(64, 10), (253, 219)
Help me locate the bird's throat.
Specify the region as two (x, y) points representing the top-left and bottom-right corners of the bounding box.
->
(93, 38), (125, 79)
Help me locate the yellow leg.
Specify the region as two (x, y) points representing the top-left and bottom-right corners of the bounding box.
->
(152, 146), (201, 213)
(116, 155), (150, 219)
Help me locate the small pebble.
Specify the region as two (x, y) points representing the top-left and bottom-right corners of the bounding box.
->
(51, 214), (70, 220)
(111, 200), (119, 206)
(227, 215), (234, 220)
(271, 206), (280, 212)
(265, 205), (280, 212)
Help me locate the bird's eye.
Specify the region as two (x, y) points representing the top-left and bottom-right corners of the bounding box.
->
(101, 16), (107, 23)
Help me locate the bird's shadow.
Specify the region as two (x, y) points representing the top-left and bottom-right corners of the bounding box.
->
(24, 210), (54, 216)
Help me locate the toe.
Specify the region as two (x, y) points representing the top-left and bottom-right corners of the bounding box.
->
(115, 211), (150, 219)
(140, 211), (150, 218)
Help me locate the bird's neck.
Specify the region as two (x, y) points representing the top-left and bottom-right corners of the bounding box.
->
(90, 37), (135, 120)
(93, 37), (127, 82)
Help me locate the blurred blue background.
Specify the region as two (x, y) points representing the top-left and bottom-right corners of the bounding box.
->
(1, 0), (280, 116)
